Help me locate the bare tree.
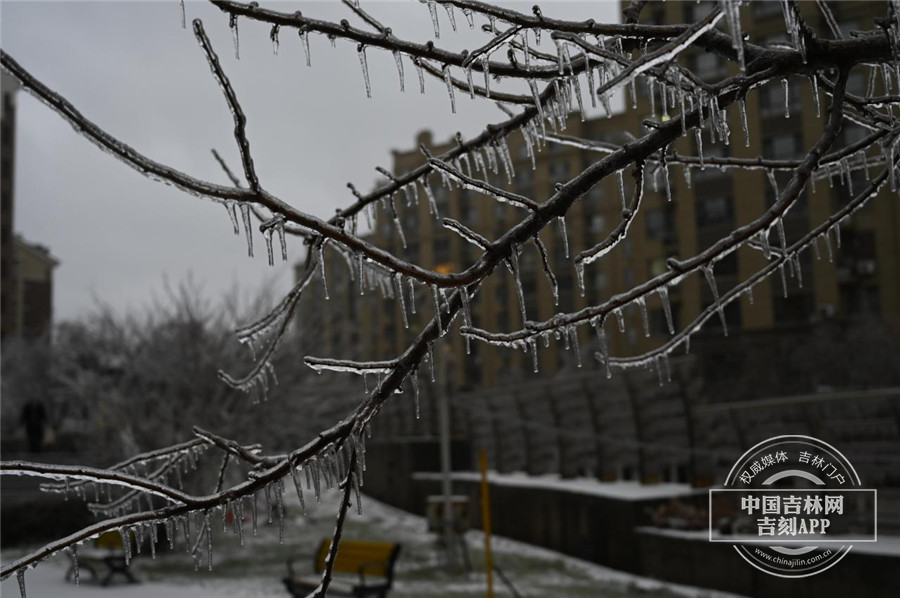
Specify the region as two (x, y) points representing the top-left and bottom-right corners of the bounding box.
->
(2, 279), (316, 459)
(2, 0), (899, 595)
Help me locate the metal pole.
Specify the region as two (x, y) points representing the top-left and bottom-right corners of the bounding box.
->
(480, 448), (494, 598)
(439, 362), (456, 568)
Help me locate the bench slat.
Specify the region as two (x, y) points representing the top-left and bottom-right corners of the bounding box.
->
(314, 540), (397, 577)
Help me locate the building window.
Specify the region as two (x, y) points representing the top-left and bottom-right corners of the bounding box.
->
(689, 52), (725, 82)
(433, 181), (450, 214)
(842, 122), (867, 146)
(403, 206), (418, 230)
(752, 1), (783, 20)
(758, 81), (802, 117)
(590, 213), (606, 234)
(763, 133), (804, 160)
(840, 283), (880, 316)
(646, 205), (676, 243)
(685, 1), (716, 23)
(549, 161), (570, 185)
(715, 251), (738, 276)
(773, 293), (814, 325)
(593, 271), (608, 293)
(433, 238), (450, 265)
(696, 195), (733, 228)
(557, 274), (574, 313)
(648, 257), (667, 278)
(514, 167), (534, 194)
(643, 3), (666, 25)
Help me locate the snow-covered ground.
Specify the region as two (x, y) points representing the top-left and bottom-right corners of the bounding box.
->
(2, 489), (746, 598)
(413, 471), (705, 501)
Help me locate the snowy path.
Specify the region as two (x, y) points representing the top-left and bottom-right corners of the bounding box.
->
(2, 490), (747, 598)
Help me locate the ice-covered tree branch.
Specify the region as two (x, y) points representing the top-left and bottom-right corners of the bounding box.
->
(2, 1), (898, 593)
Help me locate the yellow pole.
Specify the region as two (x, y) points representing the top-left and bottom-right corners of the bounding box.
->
(479, 448), (494, 598)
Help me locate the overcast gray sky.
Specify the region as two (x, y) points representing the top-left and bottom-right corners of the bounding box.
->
(2, 1), (618, 322)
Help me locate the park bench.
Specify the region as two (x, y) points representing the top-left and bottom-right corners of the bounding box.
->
(65, 530), (138, 586)
(283, 539), (401, 598)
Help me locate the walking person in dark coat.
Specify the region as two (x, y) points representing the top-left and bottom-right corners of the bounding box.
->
(20, 395), (48, 453)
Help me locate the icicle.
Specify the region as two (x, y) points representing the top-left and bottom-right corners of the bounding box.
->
(570, 327), (582, 367)
(358, 45), (371, 99)
(585, 55), (597, 109)
(614, 307), (626, 332)
(637, 297), (650, 337)
(443, 3), (457, 31)
(240, 204), (253, 257)
(529, 79), (546, 136)
(510, 251), (527, 322)
(264, 229), (275, 267)
(275, 482), (285, 543)
(658, 287), (674, 334)
(759, 229), (772, 260)
(205, 510), (213, 571)
(165, 519), (176, 550)
(17, 570), (25, 598)
(776, 217), (787, 252)
(414, 59), (425, 94)
(739, 99), (750, 147)
(390, 196), (407, 248)
(810, 75), (821, 118)
(411, 370), (421, 419)
(299, 30), (311, 67)
(782, 78), (790, 118)
(276, 220), (287, 262)
(442, 65), (456, 113)
(745, 284), (755, 305)
(270, 25), (280, 55)
(394, 273), (408, 329)
(694, 128), (704, 168)
(557, 216), (569, 258)
(660, 81), (669, 120)
(481, 56), (491, 98)
(408, 278), (417, 314)
(616, 170), (626, 210)
(704, 266), (728, 335)
(460, 286), (472, 327)
(721, 0), (745, 71)
(317, 243), (329, 299)
(230, 14), (239, 60)
(461, 6), (474, 28)
(70, 546), (80, 585)
(529, 338), (539, 373)
(575, 263), (585, 298)
(427, 0), (440, 38)
(180, 0), (186, 29)
(823, 231), (833, 262)
(391, 50), (405, 92)
(593, 317), (612, 378)
(431, 284), (444, 336)
(779, 262), (788, 298)
(427, 341), (436, 382)
(120, 528), (133, 564)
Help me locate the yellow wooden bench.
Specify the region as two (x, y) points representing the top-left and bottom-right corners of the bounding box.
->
(65, 530), (138, 586)
(283, 539), (401, 598)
